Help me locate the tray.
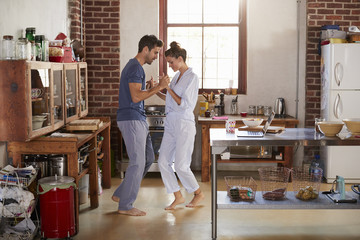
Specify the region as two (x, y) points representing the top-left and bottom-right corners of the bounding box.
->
(66, 119), (101, 131)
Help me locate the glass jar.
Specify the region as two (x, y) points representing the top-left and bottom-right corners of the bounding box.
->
(256, 105), (264, 115)
(16, 38), (28, 59)
(2, 35), (15, 59)
(264, 106), (272, 116)
(25, 27), (36, 42)
(248, 105), (256, 115)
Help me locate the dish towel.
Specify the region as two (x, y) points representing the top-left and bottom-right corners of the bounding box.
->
(212, 116), (229, 120)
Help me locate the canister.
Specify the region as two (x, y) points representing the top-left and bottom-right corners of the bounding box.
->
(16, 38), (28, 59)
(199, 101), (209, 117)
(38, 176), (76, 238)
(248, 105), (256, 115)
(49, 155), (67, 176)
(2, 35), (15, 59)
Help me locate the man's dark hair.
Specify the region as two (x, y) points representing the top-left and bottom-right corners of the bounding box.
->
(138, 35), (164, 53)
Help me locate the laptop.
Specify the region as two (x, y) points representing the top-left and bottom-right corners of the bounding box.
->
(237, 111), (275, 137)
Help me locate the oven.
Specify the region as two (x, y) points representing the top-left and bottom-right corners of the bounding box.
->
(145, 105), (166, 172)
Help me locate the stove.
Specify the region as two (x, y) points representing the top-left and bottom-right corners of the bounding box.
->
(145, 105), (166, 129)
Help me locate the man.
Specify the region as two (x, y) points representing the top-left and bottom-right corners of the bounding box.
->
(112, 35), (170, 216)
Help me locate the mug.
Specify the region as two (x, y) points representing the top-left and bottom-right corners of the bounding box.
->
(31, 88), (43, 99)
(225, 120), (236, 133)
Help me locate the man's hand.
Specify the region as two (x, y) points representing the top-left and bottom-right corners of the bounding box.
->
(146, 76), (154, 90)
(158, 74), (170, 90)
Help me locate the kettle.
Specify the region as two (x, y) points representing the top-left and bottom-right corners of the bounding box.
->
(274, 98), (286, 117)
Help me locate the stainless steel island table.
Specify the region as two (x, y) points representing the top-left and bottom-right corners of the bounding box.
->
(210, 128), (360, 239)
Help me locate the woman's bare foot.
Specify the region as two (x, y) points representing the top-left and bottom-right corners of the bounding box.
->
(165, 196), (185, 210)
(118, 208), (146, 216)
(112, 196), (120, 202)
(186, 190), (204, 208)
(165, 191), (185, 210)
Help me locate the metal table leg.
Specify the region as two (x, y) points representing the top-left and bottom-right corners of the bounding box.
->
(211, 152), (217, 239)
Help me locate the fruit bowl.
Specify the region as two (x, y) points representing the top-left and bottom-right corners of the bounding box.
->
(317, 121), (344, 137)
(343, 118), (360, 134)
(242, 118), (263, 128)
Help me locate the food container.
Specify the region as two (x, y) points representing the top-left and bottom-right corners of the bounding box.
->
(258, 167), (291, 200)
(224, 176), (257, 202)
(292, 166), (323, 201)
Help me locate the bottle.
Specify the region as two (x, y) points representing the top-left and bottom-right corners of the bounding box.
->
(310, 154), (323, 176)
(25, 27), (36, 42)
(35, 35), (44, 61)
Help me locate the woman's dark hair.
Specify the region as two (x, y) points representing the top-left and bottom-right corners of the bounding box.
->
(138, 35), (164, 53)
(165, 41), (187, 62)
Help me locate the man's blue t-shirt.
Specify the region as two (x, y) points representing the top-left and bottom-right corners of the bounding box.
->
(116, 58), (146, 122)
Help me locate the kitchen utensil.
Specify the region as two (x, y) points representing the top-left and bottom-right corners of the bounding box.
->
(274, 98), (286, 117)
(231, 96), (238, 115)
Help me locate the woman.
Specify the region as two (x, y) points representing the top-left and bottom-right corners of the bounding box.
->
(157, 41), (204, 210)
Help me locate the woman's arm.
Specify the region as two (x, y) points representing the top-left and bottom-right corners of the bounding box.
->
(166, 86), (181, 105)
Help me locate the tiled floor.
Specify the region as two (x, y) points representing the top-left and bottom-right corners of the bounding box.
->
(73, 172), (360, 240)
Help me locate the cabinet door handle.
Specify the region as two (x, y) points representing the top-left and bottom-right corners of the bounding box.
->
(334, 62), (343, 87)
(333, 93), (342, 119)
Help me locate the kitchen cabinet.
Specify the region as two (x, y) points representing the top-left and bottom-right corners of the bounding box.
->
(0, 60), (88, 142)
(7, 116), (111, 234)
(210, 128), (360, 239)
(198, 116), (299, 182)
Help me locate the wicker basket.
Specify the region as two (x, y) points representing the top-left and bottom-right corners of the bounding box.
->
(258, 167), (291, 200)
(292, 166), (323, 201)
(224, 176), (257, 202)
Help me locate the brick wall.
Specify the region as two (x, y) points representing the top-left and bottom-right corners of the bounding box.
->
(306, 0), (360, 127)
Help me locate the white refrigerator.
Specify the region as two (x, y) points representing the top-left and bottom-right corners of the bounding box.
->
(320, 43), (360, 183)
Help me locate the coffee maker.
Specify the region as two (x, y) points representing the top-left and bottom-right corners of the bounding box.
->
(274, 97), (286, 118)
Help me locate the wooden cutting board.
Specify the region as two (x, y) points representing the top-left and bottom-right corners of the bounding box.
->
(238, 126), (285, 133)
(66, 119), (101, 131)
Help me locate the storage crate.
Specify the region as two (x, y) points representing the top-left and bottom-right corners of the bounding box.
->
(258, 167), (291, 200)
(224, 176), (257, 202)
(292, 166), (323, 201)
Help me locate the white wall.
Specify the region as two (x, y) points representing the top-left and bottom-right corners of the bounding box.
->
(120, 0), (307, 170)
(0, 0), (69, 41)
(0, 0), (69, 167)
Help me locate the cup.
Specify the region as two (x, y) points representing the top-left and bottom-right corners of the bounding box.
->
(240, 112), (248, 117)
(315, 118), (325, 133)
(31, 88), (43, 99)
(226, 120), (236, 133)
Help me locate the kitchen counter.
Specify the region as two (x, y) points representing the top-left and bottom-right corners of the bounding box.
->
(197, 115), (299, 182)
(210, 127), (360, 239)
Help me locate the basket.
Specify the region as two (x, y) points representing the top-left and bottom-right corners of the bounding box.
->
(292, 166), (323, 201)
(258, 167), (291, 200)
(224, 176), (257, 202)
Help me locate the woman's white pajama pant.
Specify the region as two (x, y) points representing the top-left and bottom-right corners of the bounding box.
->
(158, 113), (199, 194)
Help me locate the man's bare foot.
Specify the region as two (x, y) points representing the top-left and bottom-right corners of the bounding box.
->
(186, 191), (204, 208)
(118, 208), (146, 216)
(165, 196), (185, 210)
(112, 196), (120, 202)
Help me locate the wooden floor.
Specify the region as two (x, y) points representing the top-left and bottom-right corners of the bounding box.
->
(73, 171), (360, 240)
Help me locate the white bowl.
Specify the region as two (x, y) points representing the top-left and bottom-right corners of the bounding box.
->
(242, 118), (263, 128)
(343, 118), (360, 134)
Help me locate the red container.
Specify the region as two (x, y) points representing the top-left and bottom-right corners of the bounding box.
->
(38, 176), (76, 238)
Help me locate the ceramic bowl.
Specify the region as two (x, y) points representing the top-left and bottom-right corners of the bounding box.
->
(317, 121), (344, 137)
(242, 118), (263, 128)
(32, 115), (47, 130)
(343, 118), (360, 134)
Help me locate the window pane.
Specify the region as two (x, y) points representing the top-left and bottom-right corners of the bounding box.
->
(167, 0), (202, 23)
(203, 27), (238, 89)
(204, 0), (239, 23)
(167, 27), (202, 87)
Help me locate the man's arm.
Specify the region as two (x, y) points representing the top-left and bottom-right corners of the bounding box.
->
(129, 75), (169, 103)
